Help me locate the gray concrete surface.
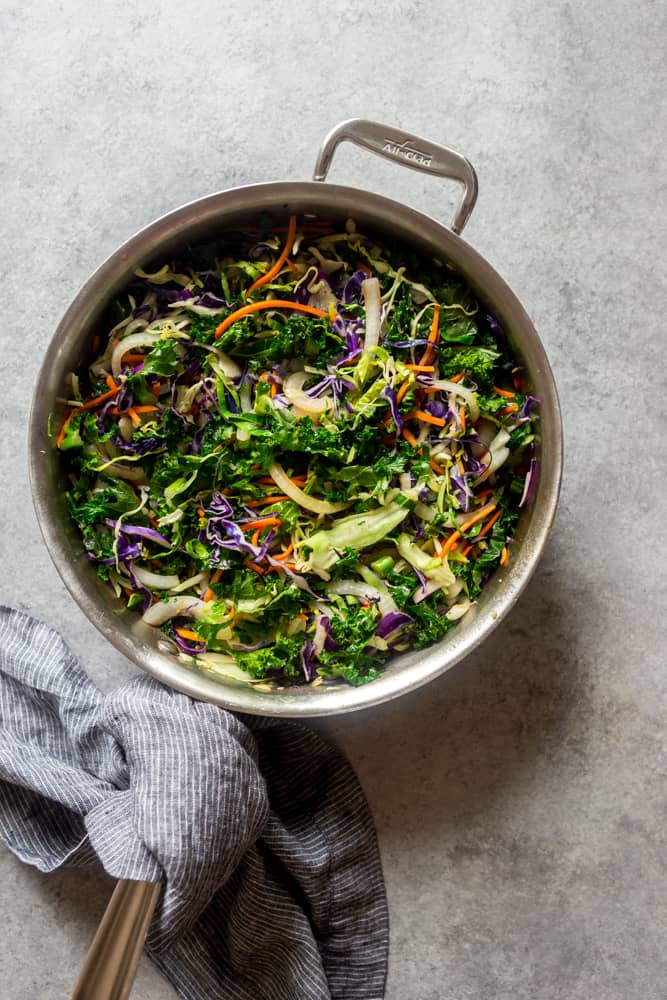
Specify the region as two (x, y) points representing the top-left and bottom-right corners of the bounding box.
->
(1, 1), (665, 997)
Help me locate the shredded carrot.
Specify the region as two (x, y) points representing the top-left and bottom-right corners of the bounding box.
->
(513, 373), (523, 391)
(404, 409), (446, 428)
(459, 406), (467, 432)
(476, 488), (494, 502)
(457, 457), (465, 476)
(79, 378), (120, 411)
(401, 427), (419, 447)
(493, 386), (516, 399)
(461, 544), (473, 558)
(203, 588), (214, 603)
(247, 495), (291, 508)
(404, 364), (434, 373)
(500, 546), (509, 566)
(498, 403), (519, 416)
(449, 371), (464, 383)
(251, 528), (261, 548)
(273, 542), (294, 561)
(210, 569), (223, 584)
(215, 300), (326, 339)
(357, 261), (372, 275)
(297, 613), (308, 620)
(430, 457), (446, 476)
(246, 216), (297, 295)
(244, 559), (266, 575)
(175, 627), (202, 642)
(242, 516), (281, 532)
(121, 352), (148, 365)
(55, 410), (75, 448)
(440, 530), (461, 556)
(197, 508), (205, 517)
(477, 508), (503, 539)
(395, 379), (411, 405)
(127, 407), (142, 427)
(420, 304), (441, 366)
(270, 381), (278, 398)
(459, 502), (497, 534)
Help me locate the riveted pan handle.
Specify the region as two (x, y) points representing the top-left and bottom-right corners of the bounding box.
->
(312, 118), (478, 235)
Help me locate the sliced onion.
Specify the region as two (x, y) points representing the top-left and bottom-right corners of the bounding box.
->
(197, 344), (242, 377)
(268, 461), (350, 515)
(188, 653), (264, 683)
(362, 277), (381, 352)
(169, 572), (206, 594)
(309, 246), (345, 275)
(283, 371), (330, 415)
(111, 332), (161, 378)
(142, 596), (207, 625)
(133, 566), (181, 590)
(430, 379), (479, 422)
(413, 576), (464, 604)
(118, 416), (133, 442)
(446, 598), (472, 621)
(334, 576), (397, 616)
(103, 463), (148, 485)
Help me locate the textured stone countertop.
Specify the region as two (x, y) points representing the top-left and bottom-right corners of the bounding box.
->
(1, 2), (665, 997)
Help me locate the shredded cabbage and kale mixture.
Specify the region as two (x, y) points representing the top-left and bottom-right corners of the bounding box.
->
(57, 215), (539, 688)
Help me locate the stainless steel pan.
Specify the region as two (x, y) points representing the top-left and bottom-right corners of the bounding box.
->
(29, 119), (563, 719)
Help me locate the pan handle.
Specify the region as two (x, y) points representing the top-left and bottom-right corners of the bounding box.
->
(312, 118), (478, 235)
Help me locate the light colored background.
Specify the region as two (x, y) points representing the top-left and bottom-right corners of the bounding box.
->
(1, 1), (666, 997)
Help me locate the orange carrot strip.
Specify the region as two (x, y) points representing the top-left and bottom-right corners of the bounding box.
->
(251, 528), (261, 548)
(203, 588), (214, 603)
(402, 427), (419, 447)
(405, 408), (446, 428)
(215, 300), (326, 339)
(55, 410), (75, 448)
(459, 502), (497, 534)
(405, 364), (434, 373)
(244, 559), (266, 575)
(430, 457), (446, 476)
(127, 407), (142, 427)
(247, 495), (291, 508)
(461, 544), (473, 557)
(449, 371), (464, 383)
(493, 386), (516, 399)
(500, 546), (509, 566)
(121, 352), (149, 365)
(395, 379), (411, 405)
(175, 627), (203, 642)
(476, 508), (503, 539)
(270, 381), (278, 398)
(273, 542), (294, 562)
(247, 216), (297, 294)
(79, 379), (120, 411)
(498, 403), (519, 416)
(420, 304), (441, 366)
(242, 516), (281, 532)
(131, 405), (158, 414)
(440, 530), (461, 556)
(459, 406), (466, 432)
(210, 569), (223, 584)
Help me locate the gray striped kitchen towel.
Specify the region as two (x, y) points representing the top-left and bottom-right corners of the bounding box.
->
(0, 607), (388, 999)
